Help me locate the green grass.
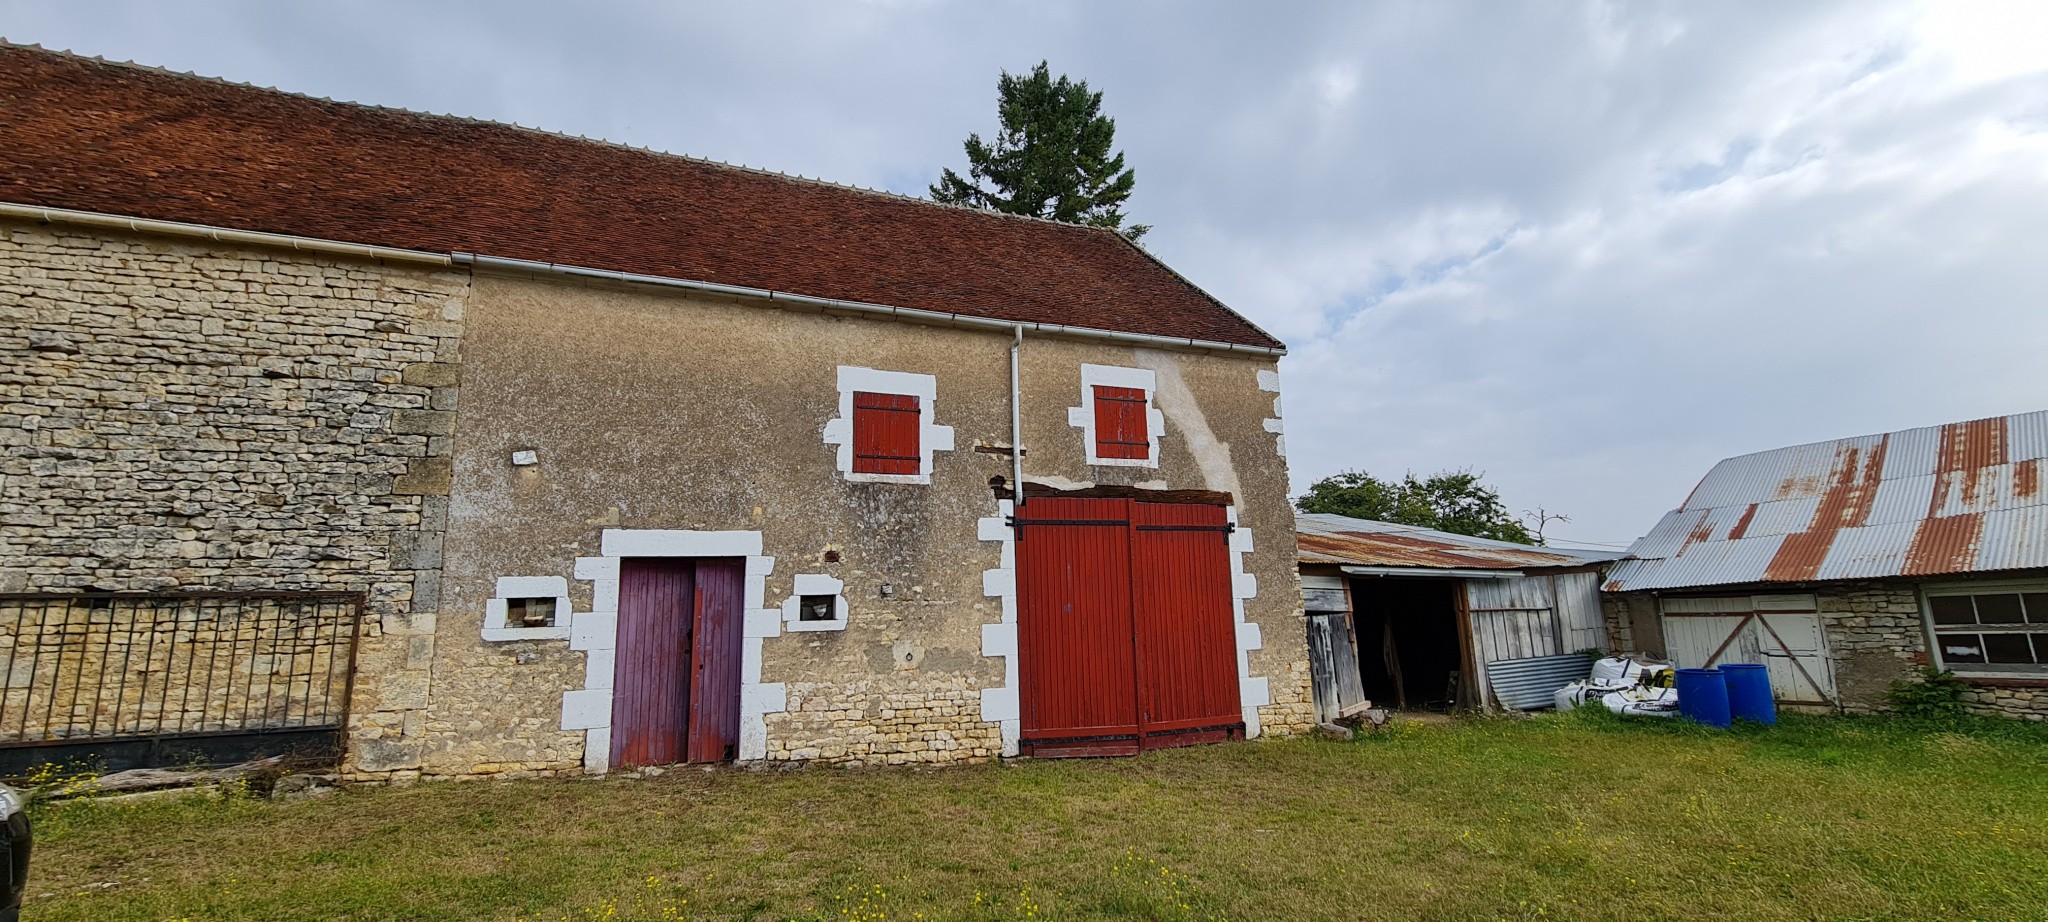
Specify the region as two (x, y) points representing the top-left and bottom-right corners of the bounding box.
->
(27, 712), (2048, 921)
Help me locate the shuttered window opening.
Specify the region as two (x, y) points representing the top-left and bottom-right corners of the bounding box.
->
(851, 391), (922, 475)
(1092, 386), (1150, 460)
(1013, 497), (1243, 757)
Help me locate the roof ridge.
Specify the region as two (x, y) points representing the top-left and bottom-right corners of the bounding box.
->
(1709, 409), (2047, 470)
(0, 40), (1139, 238)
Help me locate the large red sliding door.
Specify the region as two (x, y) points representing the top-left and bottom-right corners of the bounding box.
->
(1016, 499), (1141, 755)
(1130, 502), (1243, 748)
(1015, 497), (1243, 757)
(613, 557), (744, 767)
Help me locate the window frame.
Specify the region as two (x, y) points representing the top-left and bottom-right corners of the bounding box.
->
(1920, 579), (2048, 678)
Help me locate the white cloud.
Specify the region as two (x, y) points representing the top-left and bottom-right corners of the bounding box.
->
(4, 0), (2043, 546)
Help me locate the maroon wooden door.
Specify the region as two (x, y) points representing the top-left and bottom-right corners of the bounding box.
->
(1129, 502), (1243, 748)
(1015, 497), (1141, 756)
(686, 557), (746, 763)
(613, 558), (695, 767)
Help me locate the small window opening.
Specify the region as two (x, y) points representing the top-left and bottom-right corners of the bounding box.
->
(508, 597), (557, 628)
(798, 595), (837, 622)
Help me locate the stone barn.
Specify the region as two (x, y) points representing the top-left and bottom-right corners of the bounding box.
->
(1603, 411), (2048, 720)
(0, 45), (1314, 781)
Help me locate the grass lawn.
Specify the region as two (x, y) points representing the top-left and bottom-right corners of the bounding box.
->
(26, 711), (2048, 921)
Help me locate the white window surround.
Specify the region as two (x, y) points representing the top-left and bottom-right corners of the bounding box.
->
(1067, 364), (1164, 468)
(1257, 369), (1286, 459)
(822, 366), (956, 484)
(976, 501), (1268, 756)
(781, 573), (850, 632)
(557, 529), (785, 774)
(482, 576), (573, 642)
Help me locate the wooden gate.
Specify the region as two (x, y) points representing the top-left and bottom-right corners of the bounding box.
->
(1014, 498), (1243, 757)
(613, 558), (744, 767)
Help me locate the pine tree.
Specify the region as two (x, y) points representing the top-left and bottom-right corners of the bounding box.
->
(931, 62), (1150, 241)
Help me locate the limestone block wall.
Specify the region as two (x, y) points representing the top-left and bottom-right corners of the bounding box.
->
(0, 220), (468, 780)
(1813, 581), (1925, 712)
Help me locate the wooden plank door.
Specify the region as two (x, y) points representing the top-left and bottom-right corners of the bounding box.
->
(1129, 501), (1242, 748)
(613, 558), (695, 768)
(1015, 497), (1140, 756)
(686, 557), (747, 763)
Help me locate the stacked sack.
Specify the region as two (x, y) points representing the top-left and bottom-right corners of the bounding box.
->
(1553, 655), (1680, 716)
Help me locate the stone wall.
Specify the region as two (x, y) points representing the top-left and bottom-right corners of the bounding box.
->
(0, 219), (468, 780)
(1812, 581), (1924, 712)
(1961, 683), (2048, 721)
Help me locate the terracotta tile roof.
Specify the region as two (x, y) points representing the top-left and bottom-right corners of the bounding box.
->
(0, 45), (1282, 351)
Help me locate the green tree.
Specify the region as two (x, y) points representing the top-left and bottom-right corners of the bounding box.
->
(1295, 469), (1538, 544)
(931, 61), (1150, 240)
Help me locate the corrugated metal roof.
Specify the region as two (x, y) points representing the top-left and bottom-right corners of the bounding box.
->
(1606, 410), (2048, 591)
(1297, 514), (1621, 570)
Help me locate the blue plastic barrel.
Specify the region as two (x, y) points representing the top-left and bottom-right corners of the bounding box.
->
(1721, 663), (1776, 725)
(1675, 668), (1732, 728)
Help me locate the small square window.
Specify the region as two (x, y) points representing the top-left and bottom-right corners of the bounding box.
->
(798, 595), (837, 622)
(507, 597), (557, 628)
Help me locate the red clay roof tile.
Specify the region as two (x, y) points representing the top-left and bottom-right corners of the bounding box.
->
(0, 45), (1282, 351)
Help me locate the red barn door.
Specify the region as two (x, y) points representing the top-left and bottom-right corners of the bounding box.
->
(1015, 498), (1141, 756)
(1014, 497), (1243, 757)
(1130, 501), (1243, 749)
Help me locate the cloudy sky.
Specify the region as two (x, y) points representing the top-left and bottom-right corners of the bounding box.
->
(6, 1), (2045, 546)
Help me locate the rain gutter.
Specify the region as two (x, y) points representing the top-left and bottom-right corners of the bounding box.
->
(0, 202), (452, 266)
(454, 253), (1287, 357)
(1342, 566), (1526, 579)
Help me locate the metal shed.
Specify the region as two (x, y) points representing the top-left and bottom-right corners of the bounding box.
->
(1296, 514), (1620, 719)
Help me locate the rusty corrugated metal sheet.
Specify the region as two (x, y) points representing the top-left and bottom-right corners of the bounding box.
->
(1296, 514), (1620, 570)
(1607, 410), (2048, 591)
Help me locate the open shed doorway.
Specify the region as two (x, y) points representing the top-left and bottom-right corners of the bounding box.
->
(1348, 577), (1465, 711)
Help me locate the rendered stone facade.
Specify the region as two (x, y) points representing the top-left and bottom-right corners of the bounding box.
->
(426, 273), (1313, 776)
(0, 219), (466, 780)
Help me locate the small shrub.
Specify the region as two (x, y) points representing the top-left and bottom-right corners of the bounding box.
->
(1886, 666), (1970, 722)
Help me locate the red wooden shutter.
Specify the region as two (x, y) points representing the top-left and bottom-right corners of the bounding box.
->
(1093, 385), (1149, 459)
(852, 392), (922, 474)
